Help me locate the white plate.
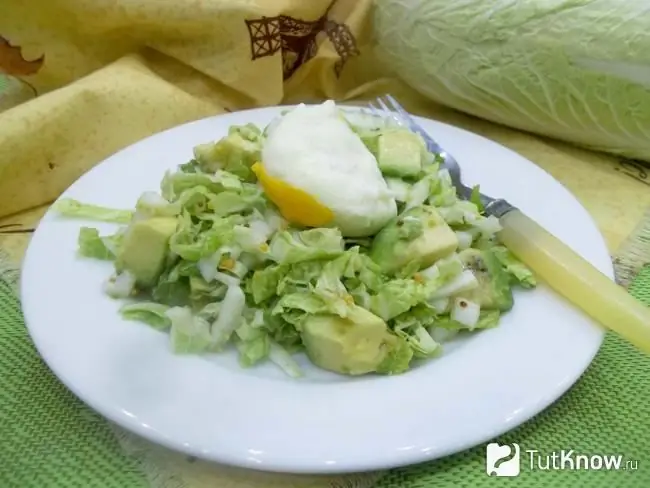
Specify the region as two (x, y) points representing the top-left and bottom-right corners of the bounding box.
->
(21, 106), (609, 474)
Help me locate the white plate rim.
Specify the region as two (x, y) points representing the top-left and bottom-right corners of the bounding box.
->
(20, 105), (609, 474)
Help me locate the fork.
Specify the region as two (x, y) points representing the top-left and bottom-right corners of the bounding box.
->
(369, 94), (650, 354)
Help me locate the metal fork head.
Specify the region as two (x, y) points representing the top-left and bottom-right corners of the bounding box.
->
(367, 95), (465, 191)
(368, 95), (515, 218)
(366, 95), (516, 217)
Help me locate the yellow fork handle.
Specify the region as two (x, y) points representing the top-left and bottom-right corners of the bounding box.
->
(498, 209), (650, 353)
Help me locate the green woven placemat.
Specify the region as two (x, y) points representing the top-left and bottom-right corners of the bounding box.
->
(0, 258), (147, 487)
(1, 246), (649, 487)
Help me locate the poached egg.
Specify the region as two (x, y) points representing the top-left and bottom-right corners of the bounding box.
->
(253, 101), (397, 237)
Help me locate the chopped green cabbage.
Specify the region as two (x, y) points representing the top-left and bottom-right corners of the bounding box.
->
(492, 246), (537, 288)
(58, 111), (536, 378)
(167, 306), (213, 354)
(370, 279), (430, 321)
(268, 228), (344, 264)
(120, 302), (171, 330)
(193, 123), (262, 181)
(375, 335), (414, 374)
(77, 227), (118, 260)
(53, 198), (133, 223)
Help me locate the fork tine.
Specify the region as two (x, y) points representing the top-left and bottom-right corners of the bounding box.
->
(369, 98), (404, 126)
(384, 94), (413, 122)
(377, 94), (447, 157)
(376, 97), (390, 114)
(367, 103), (382, 118)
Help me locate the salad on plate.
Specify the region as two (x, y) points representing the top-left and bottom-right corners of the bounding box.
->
(53, 100), (536, 378)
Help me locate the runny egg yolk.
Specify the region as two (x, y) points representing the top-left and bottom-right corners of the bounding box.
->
(251, 162), (334, 228)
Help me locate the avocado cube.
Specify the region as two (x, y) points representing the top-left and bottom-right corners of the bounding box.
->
(193, 132), (259, 181)
(376, 129), (424, 178)
(301, 306), (398, 376)
(116, 217), (177, 288)
(370, 206), (458, 274)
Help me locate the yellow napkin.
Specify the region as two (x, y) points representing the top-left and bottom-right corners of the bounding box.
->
(2, 0), (649, 254)
(1, 0), (650, 486)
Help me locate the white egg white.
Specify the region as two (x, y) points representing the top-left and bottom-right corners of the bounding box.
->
(262, 100), (397, 237)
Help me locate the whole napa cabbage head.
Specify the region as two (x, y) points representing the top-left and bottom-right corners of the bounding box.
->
(374, 0), (650, 162)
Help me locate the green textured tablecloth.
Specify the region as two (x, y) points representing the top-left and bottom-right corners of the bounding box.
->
(1, 252), (649, 488)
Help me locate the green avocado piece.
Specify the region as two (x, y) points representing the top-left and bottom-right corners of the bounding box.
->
(458, 248), (513, 311)
(116, 217), (177, 288)
(301, 305), (401, 375)
(376, 129), (425, 178)
(369, 205), (458, 274)
(192, 131), (260, 181)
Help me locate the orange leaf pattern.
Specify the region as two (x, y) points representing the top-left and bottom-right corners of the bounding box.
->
(0, 36), (44, 76)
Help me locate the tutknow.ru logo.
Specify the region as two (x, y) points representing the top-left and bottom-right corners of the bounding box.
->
(486, 442), (639, 477)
